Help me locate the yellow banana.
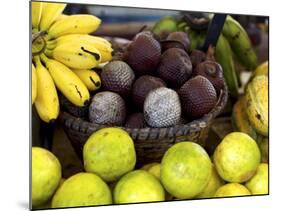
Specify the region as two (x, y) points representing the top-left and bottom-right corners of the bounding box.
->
(32, 64), (37, 104)
(47, 14), (101, 39)
(45, 41), (101, 69)
(54, 14), (68, 22)
(72, 69), (101, 91)
(215, 34), (239, 97)
(253, 61), (268, 77)
(223, 15), (257, 71)
(245, 75), (268, 136)
(31, 1), (43, 29)
(47, 34), (112, 63)
(39, 2), (66, 31)
(40, 54), (90, 106)
(33, 57), (59, 123)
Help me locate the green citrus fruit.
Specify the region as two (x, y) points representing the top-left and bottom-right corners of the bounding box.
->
(51, 172), (112, 208)
(245, 163), (268, 194)
(83, 127), (136, 182)
(196, 164), (225, 198)
(160, 142), (212, 199)
(114, 170), (165, 203)
(141, 162), (159, 171)
(214, 132), (261, 183)
(214, 183), (251, 197)
(32, 147), (61, 207)
(142, 162), (161, 180)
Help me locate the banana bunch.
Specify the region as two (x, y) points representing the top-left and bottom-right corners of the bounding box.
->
(31, 1), (112, 123)
(232, 62), (268, 162)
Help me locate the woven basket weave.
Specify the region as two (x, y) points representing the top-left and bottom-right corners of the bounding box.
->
(59, 83), (228, 166)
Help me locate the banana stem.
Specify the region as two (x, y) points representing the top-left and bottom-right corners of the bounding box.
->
(40, 53), (50, 65)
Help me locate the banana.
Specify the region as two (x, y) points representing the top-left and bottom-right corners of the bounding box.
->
(215, 35), (239, 97)
(253, 61), (268, 77)
(54, 14), (68, 22)
(47, 34), (112, 63)
(39, 2), (66, 31)
(187, 29), (205, 51)
(40, 54), (90, 107)
(245, 75), (268, 136)
(33, 57), (59, 123)
(47, 14), (101, 39)
(45, 41), (101, 69)
(31, 1), (43, 29)
(72, 69), (101, 91)
(222, 15), (258, 71)
(32, 63), (37, 104)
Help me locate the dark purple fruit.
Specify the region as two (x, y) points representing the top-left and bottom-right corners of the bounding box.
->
(193, 61), (224, 93)
(89, 91), (126, 126)
(101, 61), (135, 97)
(123, 31), (161, 76)
(132, 75), (166, 110)
(157, 48), (192, 88)
(178, 75), (217, 118)
(125, 112), (146, 128)
(161, 32), (190, 52)
(144, 87), (181, 127)
(190, 49), (207, 68)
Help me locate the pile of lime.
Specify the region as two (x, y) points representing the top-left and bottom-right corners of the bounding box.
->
(32, 129), (268, 209)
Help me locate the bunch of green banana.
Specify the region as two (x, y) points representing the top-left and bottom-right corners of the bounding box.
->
(31, 1), (110, 123)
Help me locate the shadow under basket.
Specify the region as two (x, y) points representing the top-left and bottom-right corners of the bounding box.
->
(59, 83), (228, 166)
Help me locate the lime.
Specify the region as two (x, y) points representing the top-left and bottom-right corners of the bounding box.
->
(51, 172), (112, 208)
(83, 127), (136, 182)
(196, 164), (225, 198)
(214, 183), (251, 197)
(142, 162), (161, 180)
(114, 170), (165, 203)
(245, 163), (268, 194)
(214, 132), (261, 183)
(141, 162), (159, 171)
(32, 147), (61, 207)
(160, 142), (212, 199)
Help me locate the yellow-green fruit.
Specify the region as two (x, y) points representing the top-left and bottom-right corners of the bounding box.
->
(232, 95), (258, 140)
(259, 137), (269, 163)
(196, 164), (225, 198)
(141, 162), (159, 171)
(114, 170), (165, 204)
(32, 64), (37, 104)
(245, 75), (268, 136)
(245, 163), (268, 195)
(32, 147), (61, 207)
(147, 163), (161, 180)
(214, 132), (261, 183)
(83, 128), (136, 182)
(51, 172), (112, 208)
(161, 142), (212, 199)
(214, 183), (251, 197)
(253, 61), (268, 77)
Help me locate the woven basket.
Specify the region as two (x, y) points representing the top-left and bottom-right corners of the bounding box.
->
(59, 83), (228, 166)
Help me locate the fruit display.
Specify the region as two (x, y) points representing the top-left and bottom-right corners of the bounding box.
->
(31, 2), (269, 209)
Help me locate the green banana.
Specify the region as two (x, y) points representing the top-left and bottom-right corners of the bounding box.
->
(215, 35), (239, 97)
(152, 16), (178, 38)
(222, 16), (258, 71)
(187, 29), (205, 51)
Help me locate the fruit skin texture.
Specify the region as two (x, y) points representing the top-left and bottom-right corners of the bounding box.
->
(253, 61), (268, 78)
(32, 64), (37, 104)
(132, 75), (166, 110)
(124, 31), (161, 76)
(144, 87), (181, 127)
(32, 147), (61, 207)
(157, 48), (192, 88)
(125, 112), (146, 128)
(39, 2), (66, 31)
(51, 172), (112, 208)
(258, 137), (269, 163)
(114, 170), (165, 204)
(232, 95), (258, 140)
(83, 128), (136, 182)
(161, 142), (212, 199)
(101, 61), (135, 97)
(222, 16), (257, 71)
(245, 75), (268, 136)
(213, 132), (261, 183)
(196, 164), (225, 199)
(89, 91), (126, 126)
(214, 183), (251, 197)
(34, 58), (59, 123)
(245, 163), (268, 195)
(32, 1), (43, 29)
(178, 75), (217, 118)
(48, 15), (101, 38)
(40, 54), (90, 107)
(72, 69), (101, 91)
